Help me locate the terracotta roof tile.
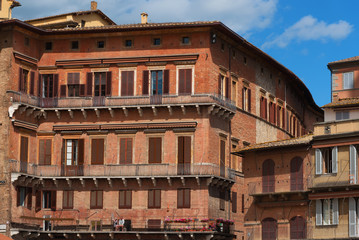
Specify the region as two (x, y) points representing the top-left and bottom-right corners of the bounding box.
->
(235, 135), (313, 154)
(322, 97), (359, 108)
(328, 56), (359, 65)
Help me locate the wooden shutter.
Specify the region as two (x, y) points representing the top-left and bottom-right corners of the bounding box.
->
(90, 191), (96, 208)
(79, 84), (86, 96)
(91, 139), (104, 165)
(120, 138), (132, 164)
(30, 72), (35, 95)
(26, 187), (32, 210)
(51, 191), (56, 211)
(60, 85), (67, 97)
(149, 138), (161, 164)
(86, 72), (93, 96)
(61, 139), (65, 166)
(220, 140), (225, 177)
(35, 190), (41, 212)
(350, 145), (357, 184)
(220, 190), (225, 210)
(106, 71), (112, 96)
(349, 198), (357, 237)
(177, 189), (183, 208)
(184, 188), (190, 208)
(291, 157), (303, 191)
(19, 68), (23, 91)
(242, 88), (245, 109)
(20, 136), (28, 163)
(121, 71), (128, 96)
(142, 70), (149, 95)
(163, 69), (169, 94)
(218, 74), (222, 95)
(315, 149), (323, 175)
(16, 187), (21, 206)
(54, 74), (59, 97)
(178, 136), (184, 164)
(155, 189), (161, 208)
(332, 146), (338, 173)
(332, 198), (339, 225)
(119, 190), (125, 208)
(126, 190), (132, 208)
(225, 77), (230, 99)
(262, 159), (275, 193)
(44, 139), (51, 165)
(78, 139), (84, 165)
(247, 88), (251, 112)
(232, 191), (237, 213)
(185, 69), (192, 94)
(38, 74), (42, 97)
(39, 139), (45, 165)
(148, 190), (154, 208)
(316, 200), (322, 226)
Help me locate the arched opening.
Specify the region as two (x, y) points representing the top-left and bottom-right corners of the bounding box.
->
(262, 218), (277, 240)
(290, 216), (306, 239)
(262, 159), (275, 193)
(290, 157), (303, 191)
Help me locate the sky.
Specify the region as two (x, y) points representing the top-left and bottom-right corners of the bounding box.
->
(12, 0), (359, 107)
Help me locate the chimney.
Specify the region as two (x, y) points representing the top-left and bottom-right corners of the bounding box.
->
(91, 1), (97, 10)
(141, 12), (148, 24)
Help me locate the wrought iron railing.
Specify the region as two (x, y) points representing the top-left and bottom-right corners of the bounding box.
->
(10, 160), (235, 180)
(7, 91), (236, 111)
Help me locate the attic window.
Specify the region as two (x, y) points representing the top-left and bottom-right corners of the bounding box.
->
(182, 37), (190, 45)
(81, 20), (86, 28)
(71, 41), (79, 50)
(97, 41), (105, 49)
(24, 37), (29, 46)
(45, 42), (52, 51)
(153, 38), (161, 46)
(125, 39), (132, 47)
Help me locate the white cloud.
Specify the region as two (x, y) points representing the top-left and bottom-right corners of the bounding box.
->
(262, 15), (353, 49)
(14, 0), (278, 34)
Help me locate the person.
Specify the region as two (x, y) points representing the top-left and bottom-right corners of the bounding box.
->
(116, 217), (125, 231)
(113, 219), (118, 231)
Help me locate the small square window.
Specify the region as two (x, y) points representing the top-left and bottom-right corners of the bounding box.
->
(97, 41), (105, 49)
(45, 42), (52, 51)
(182, 37), (190, 45)
(125, 39), (132, 47)
(71, 41), (79, 50)
(24, 37), (29, 46)
(153, 38), (161, 46)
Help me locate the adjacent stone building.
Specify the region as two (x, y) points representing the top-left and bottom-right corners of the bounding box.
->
(0, 2), (322, 239)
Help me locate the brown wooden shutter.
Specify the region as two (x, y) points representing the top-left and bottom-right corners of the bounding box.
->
(92, 139), (104, 165)
(35, 190), (41, 212)
(20, 136), (28, 163)
(39, 139), (45, 165)
(27, 187), (32, 210)
(30, 72), (35, 95)
(148, 190), (154, 208)
(19, 68), (23, 92)
(51, 191), (56, 211)
(185, 69), (192, 94)
(262, 159), (275, 193)
(248, 89), (251, 112)
(38, 74), (42, 97)
(264, 98), (267, 119)
(45, 139), (51, 165)
(184, 137), (191, 164)
(184, 188), (190, 208)
(149, 138), (161, 164)
(106, 71), (112, 96)
(79, 84), (86, 96)
(242, 88), (245, 109)
(163, 69), (169, 94)
(128, 71), (134, 96)
(218, 74), (222, 95)
(86, 72), (93, 96)
(16, 187), (20, 206)
(60, 85), (66, 97)
(179, 69), (185, 94)
(225, 77), (230, 99)
(61, 139), (65, 165)
(177, 189), (183, 208)
(119, 190), (125, 208)
(155, 189), (161, 208)
(120, 138), (132, 164)
(232, 191), (237, 213)
(142, 70), (149, 95)
(78, 139), (84, 165)
(178, 137), (184, 164)
(54, 74), (59, 97)
(121, 71), (128, 96)
(126, 190), (132, 208)
(242, 194), (244, 213)
(220, 140), (225, 167)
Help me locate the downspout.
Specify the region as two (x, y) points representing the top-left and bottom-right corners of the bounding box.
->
(228, 44), (232, 221)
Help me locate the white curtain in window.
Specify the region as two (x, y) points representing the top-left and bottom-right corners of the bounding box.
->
(349, 197), (357, 237)
(350, 145), (358, 184)
(332, 147), (338, 173)
(323, 199), (330, 225)
(315, 149), (322, 175)
(316, 199), (322, 226)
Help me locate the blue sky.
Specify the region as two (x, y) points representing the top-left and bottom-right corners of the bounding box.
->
(13, 0), (358, 107)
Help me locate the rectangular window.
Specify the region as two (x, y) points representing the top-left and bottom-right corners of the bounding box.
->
(232, 191), (237, 213)
(177, 188), (190, 208)
(220, 190), (225, 211)
(260, 96), (267, 119)
(63, 191), (74, 209)
(97, 41), (105, 49)
(94, 72), (107, 96)
(269, 101), (276, 124)
(63, 139), (85, 166)
(45, 42), (52, 51)
(149, 137), (162, 164)
(343, 72), (354, 89)
(91, 139), (104, 165)
(242, 87), (251, 112)
(19, 68), (29, 93)
(43, 190), (56, 210)
(316, 199), (338, 226)
(148, 189), (161, 209)
(121, 71), (134, 96)
(153, 38), (161, 46)
(17, 187), (32, 209)
(182, 37), (190, 45)
(349, 198), (359, 237)
(125, 39), (132, 47)
(151, 70), (163, 95)
(315, 147), (338, 175)
(41, 74), (58, 98)
(20, 136), (29, 163)
(67, 73), (80, 97)
(120, 138), (133, 164)
(220, 140), (226, 177)
(38, 139), (52, 165)
(178, 136), (191, 175)
(119, 190), (132, 209)
(178, 69), (192, 95)
(90, 190), (103, 209)
(71, 41), (79, 50)
(336, 111), (350, 120)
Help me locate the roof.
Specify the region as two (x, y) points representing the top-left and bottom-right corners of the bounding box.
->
(322, 97), (359, 108)
(0, 234), (13, 240)
(328, 56), (359, 65)
(0, 18), (322, 114)
(234, 135), (313, 154)
(25, 9), (116, 26)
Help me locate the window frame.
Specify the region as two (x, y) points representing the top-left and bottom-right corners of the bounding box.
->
(119, 69), (136, 96)
(177, 188), (191, 209)
(38, 138), (52, 165)
(45, 42), (53, 51)
(152, 37), (161, 46)
(315, 147), (338, 175)
(343, 72), (354, 90)
(62, 190), (74, 209)
(119, 190), (132, 209)
(148, 189), (161, 209)
(176, 66), (194, 95)
(71, 40), (79, 50)
(148, 136), (163, 164)
(90, 190), (103, 209)
(316, 198), (339, 226)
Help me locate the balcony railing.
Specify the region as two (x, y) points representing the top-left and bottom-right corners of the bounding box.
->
(10, 160), (235, 180)
(8, 91), (236, 111)
(247, 177), (309, 196)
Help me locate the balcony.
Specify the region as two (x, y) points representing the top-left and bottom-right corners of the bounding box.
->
(308, 170), (359, 190)
(10, 216), (235, 240)
(10, 160), (235, 187)
(8, 91), (236, 119)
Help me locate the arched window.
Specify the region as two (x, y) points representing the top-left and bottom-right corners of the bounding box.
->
(262, 218), (277, 240)
(262, 159), (275, 193)
(290, 216), (306, 239)
(290, 157), (303, 191)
